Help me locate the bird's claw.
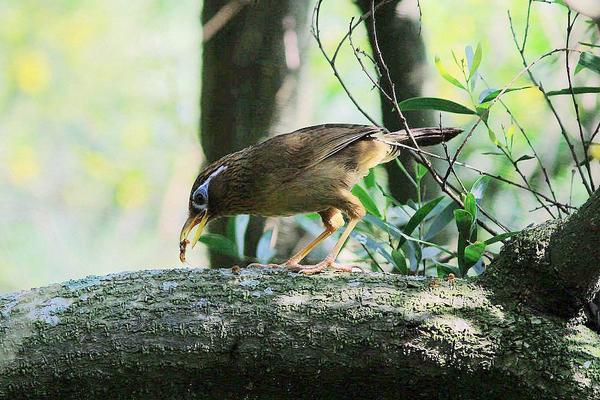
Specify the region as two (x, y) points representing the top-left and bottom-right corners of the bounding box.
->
(285, 261), (360, 275)
(247, 262), (280, 269)
(245, 261), (364, 275)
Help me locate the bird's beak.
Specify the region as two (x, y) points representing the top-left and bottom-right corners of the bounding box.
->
(179, 211), (209, 262)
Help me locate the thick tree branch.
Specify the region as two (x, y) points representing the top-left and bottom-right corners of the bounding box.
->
(482, 189), (600, 319)
(1, 192), (599, 399)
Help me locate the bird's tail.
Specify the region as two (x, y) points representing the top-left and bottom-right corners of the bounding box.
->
(379, 127), (462, 161)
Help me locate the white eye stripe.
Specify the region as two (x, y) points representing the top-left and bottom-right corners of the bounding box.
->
(191, 165), (227, 209)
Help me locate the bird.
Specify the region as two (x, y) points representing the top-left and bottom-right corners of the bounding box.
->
(179, 123), (462, 274)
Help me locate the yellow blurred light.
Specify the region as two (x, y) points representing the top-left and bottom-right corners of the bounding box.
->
(122, 120), (150, 150)
(13, 50), (51, 95)
(588, 144), (600, 161)
(7, 145), (40, 185)
(82, 151), (116, 182)
(115, 171), (149, 209)
(56, 13), (96, 51)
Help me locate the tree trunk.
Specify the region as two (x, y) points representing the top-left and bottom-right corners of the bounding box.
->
(1, 191), (600, 399)
(200, 0), (308, 266)
(355, 0), (433, 202)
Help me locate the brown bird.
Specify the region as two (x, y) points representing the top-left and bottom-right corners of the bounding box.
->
(179, 124), (461, 274)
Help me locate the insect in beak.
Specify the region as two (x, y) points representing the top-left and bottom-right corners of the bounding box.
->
(179, 210), (209, 262)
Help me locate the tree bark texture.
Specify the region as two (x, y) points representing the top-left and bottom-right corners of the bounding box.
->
(1, 191), (600, 399)
(356, 0), (433, 202)
(482, 188), (600, 319)
(200, 0), (308, 266)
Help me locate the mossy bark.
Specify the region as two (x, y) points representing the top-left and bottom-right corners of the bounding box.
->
(0, 267), (599, 399)
(482, 189), (600, 319)
(1, 195), (599, 400)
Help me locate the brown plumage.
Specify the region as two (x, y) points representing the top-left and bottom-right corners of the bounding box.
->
(180, 123), (462, 273)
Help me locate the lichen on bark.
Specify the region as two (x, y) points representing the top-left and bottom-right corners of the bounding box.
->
(0, 267), (599, 399)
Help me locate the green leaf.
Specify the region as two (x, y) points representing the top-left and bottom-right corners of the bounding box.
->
(397, 196), (445, 248)
(505, 124), (515, 143)
(422, 246), (441, 260)
(425, 198), (459, 240)
(304, 213), (320, 220)
(479, 86), (533, 103)
(375, 183), (403, 207)
(403, 241), (422, 272)
(547, 87), (600, 96)
(394, 159), (418, 189)
(434, 56), (466, 90)
(464, 241), (486, 267)
(234, 215), (250, 259)
(469, 43), (482, 80)
(488, 128), (499, 146)
(256, 229), (275, 264)
(484, 231), (519, 245)
(398, 97), (476, 115)
(350, 231), (395, 266)
(363, 214), (454, 256)
(392, 249), (408, 274)
(434, 261), (460, 277)
(364, 168), (376, 188)
(199, 233), (239, 258)
(470, 176), (490, 203)
(516, 154), (535, 163)
(576, 52), (600, 75)
(579, 42), (600, 49)
(451, 49), (461, 68)
(352, 185), (381, 218)
(454, 209), (474, 236)
(465, 45), (475, 72)
(414, 163), (428, 180)
(463, 193), (478, 221)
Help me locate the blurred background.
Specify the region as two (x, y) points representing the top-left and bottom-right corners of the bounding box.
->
(0, 0), (598, 292)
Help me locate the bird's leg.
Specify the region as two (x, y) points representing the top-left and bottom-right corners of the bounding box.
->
(294, 218), (360, 275)
(283, 209), (344, 270)
(294, 195), (366, 275)
(283, 229), (335, 267)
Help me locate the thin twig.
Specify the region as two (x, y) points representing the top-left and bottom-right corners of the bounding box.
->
(446, 47), (580, 183)
(360, 243), (385, 272)
(508, 11), (593, 195)
(590, 120), (600, 145)
(481, 74), (564, 217)
(496, 137), (556, 217)
(312, 0), (379, 125)
(386, 141), (575, 211)
(416, 0), (423, 37)
(367, 0), (504, 235)
(520, 0), (533, 52)
(565, 11), (595, 190)
(348, 19), (392, 104)
(315, 0), (505, 236)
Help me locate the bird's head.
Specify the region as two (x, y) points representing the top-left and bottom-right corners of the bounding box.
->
(179, 164), (228, 261)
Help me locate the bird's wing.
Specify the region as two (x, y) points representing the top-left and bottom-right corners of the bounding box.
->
(288, 123), (384, 170)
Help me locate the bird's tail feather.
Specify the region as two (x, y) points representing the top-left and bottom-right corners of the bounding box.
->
(379, 127), (462, 161)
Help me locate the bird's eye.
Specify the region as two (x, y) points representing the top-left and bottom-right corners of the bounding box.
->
(192, 188), (208, 209)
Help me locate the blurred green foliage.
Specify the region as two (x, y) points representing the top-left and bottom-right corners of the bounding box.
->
(0, 0), (201, 290)
(0, 0), (598, 290)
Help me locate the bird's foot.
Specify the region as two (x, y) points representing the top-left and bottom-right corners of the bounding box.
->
(247, 262), (280, 269)
(284, 258), (361, 275)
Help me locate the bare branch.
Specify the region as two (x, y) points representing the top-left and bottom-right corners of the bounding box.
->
(508, 11), (593, 195)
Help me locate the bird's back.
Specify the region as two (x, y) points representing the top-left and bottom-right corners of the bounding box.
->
(211, 123), (460, 216)
(235, 124), (385, 215)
